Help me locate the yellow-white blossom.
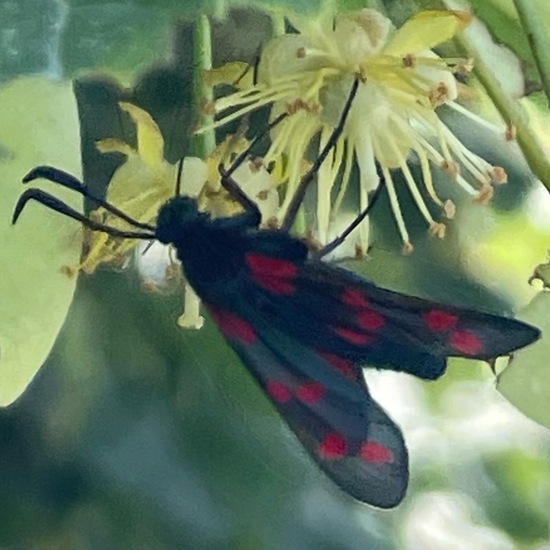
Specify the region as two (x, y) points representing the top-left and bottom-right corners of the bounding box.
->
(204, 7), (508, 253)
(83, 103), (279, 327)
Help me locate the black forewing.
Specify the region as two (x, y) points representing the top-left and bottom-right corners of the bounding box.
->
(206, 302), (408, 508)
(192, 228), (537, 506)
(239, 231), (540, 381)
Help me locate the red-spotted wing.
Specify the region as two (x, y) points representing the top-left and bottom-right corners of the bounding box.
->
(196, 229), (538, 507)
(207, 305), (408, 508)
(238, 232), (540, 381)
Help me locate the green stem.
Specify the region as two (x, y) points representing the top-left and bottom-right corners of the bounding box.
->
(457, 32), (550, 194)
(512, 0), (550, 109)
(191, 15), (215, 159)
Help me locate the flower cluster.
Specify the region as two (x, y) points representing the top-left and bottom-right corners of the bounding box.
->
(204, 7), (507, 253)
(81, 103), (278, 327)
(85, 5), (512, 324)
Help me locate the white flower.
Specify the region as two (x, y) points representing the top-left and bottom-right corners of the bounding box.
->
(204, 8), (508, 253)
(84, 103), (279, 328)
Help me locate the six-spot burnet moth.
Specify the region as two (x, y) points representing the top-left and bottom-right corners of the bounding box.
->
(13, 76), (540, 508)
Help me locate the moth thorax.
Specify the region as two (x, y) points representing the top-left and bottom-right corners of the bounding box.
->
(155, 195), (208, 245)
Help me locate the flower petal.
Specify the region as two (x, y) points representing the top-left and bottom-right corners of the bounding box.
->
(119, 102), (165, 168)
(96, 138), (134, 156)
(384, 10), (472, 56)
(204, 61), (253, 90)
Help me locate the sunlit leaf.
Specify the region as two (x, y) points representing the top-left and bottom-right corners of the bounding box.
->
(0, 77), (82, 406)
(497, 292), (550, 429)
(467, 0), (547, 92)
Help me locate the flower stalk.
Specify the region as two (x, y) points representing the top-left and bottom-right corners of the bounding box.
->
(456, 30), (550, 194)
(512, 0), (550, 110)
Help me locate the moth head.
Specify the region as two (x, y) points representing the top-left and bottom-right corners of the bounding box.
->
(155, 195), (208, 245)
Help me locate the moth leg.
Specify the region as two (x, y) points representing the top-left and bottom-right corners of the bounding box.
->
(281, 78), (360, 232)
(224, 112), (287, 181)
(313, 175), (387, 260)
(232, 48), (261, 87)
(216, 112), (288, 225)
(220, 77), (359, 228)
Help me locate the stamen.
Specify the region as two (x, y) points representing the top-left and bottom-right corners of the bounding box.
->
(80, 232), (109, 273)
(388, 134), (436, 228)
(491, 166), (508, 184)
(429, 222), (446, 238)
(429, 82), (450, 106)
(332, 137), (354, 214)
(199, 89), (298, 134)
(443, 199), (456, 219)
(317, 127), (335, 242)
(278, 116), (321, 216)
(414, 56), (468, 70)
(378, 158), (410, 247)
(354, 133), (378, 249)
(475, 183), (494, 204)
(441, 160), (460, 179)
(414, 135), (479, 195)
(505, 126), (516, 141)
(358, 184), (369, 250)
(416, 146), (444, 207)
(368, 60), (432, 97)
(435, 117), (454, 164)
(213, 81), (296, 112)
(447, 100), (505, 134)
(439, 123), (494, 184)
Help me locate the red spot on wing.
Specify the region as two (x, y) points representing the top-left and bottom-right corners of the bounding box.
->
(254, 277), (296, 295)
(267, 381), (292, 403)
(208, 307), (257, 344)
(450, 330), (483, 355)
(245, 253), (298, 295)
(360, 441), (394, 463)
(319, 352), (356, 380)
(246, 253), (298, 277)
(425, 310), (458, 332)
(319, 433), (348, 459)
(342, 288), (370, 308)
(357, 311), (385, 331)
(296, 382), (326, 404)
(332, 326), (375, 346)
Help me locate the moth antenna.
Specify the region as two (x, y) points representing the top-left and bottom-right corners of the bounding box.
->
(23, 166), (156, 232)
(13, 188), (155, 240)
(174, 157), (184, 196)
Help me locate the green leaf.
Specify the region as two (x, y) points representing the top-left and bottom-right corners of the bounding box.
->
(497, 292), (550, 429)
(468, 0), (540, 90)
(0, 77), (83, 406)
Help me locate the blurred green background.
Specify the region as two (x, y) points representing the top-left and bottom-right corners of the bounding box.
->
(1, 1), (550, 548)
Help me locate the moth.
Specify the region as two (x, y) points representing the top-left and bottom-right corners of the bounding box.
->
(13, 78), (540, 508)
